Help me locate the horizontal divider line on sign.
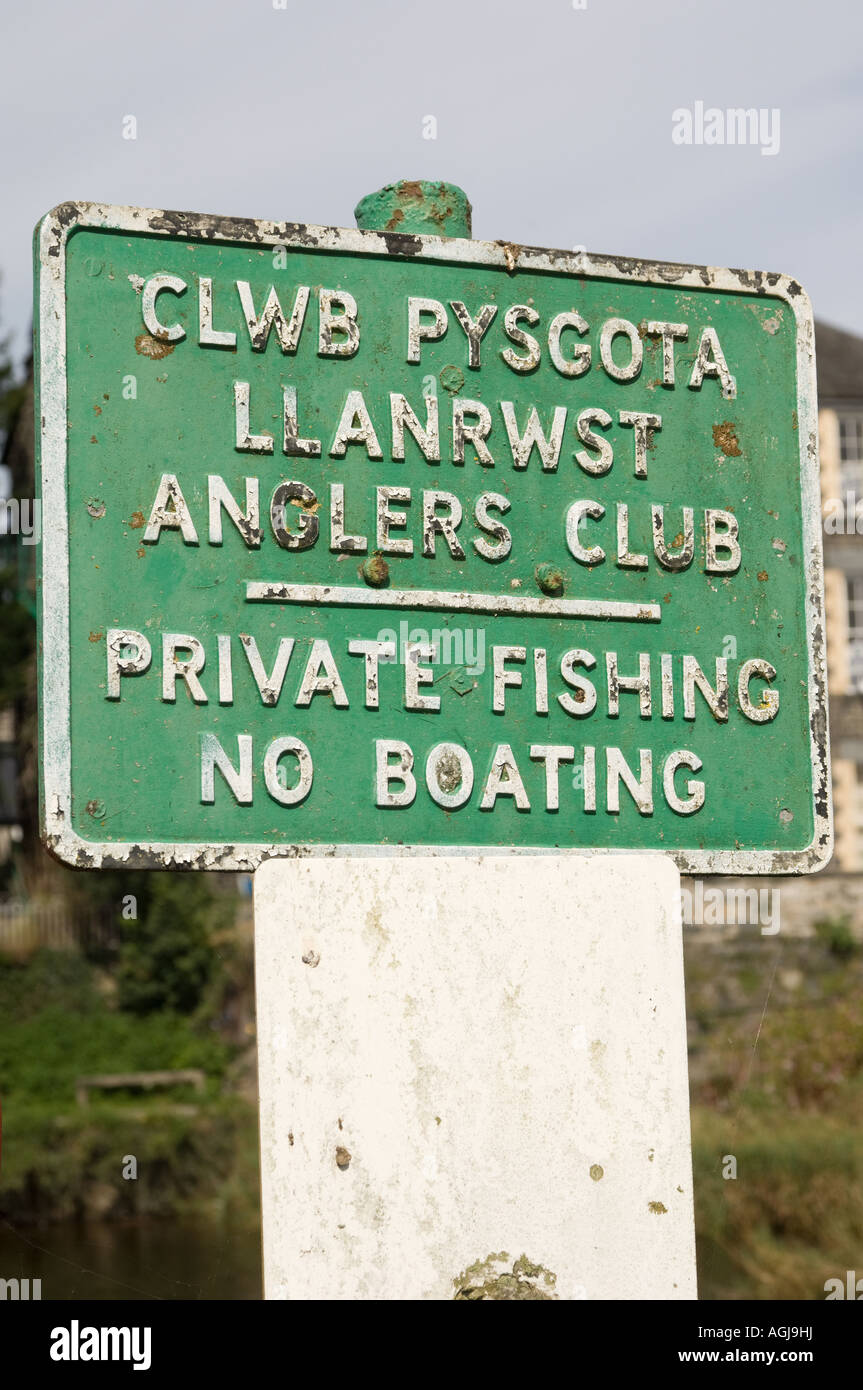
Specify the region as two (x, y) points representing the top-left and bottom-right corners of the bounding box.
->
(245, 582), (662, 623)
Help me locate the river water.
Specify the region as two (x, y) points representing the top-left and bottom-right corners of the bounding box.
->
(0, 1217), (262, 1300)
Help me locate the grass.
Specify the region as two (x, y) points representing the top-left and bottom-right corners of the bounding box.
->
(0, 1007), (230, 1105)
(685, 930), (863, 1299)
(692, 1110), (863, 1300)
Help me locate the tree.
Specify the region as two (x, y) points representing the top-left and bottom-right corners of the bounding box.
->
(0, 281), (26, 451)
(116, 873), (234, 1016)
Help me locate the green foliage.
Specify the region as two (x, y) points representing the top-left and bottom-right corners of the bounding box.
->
(692, 1109), (863, 1300)
(65, 867), (152, 916)
(693, 992), (863, 1115)
(116, 873), (234, 1016)
(0, 565), (34, 705)
(0, 1003), (229, 1104)
(814, 913), (859, 959)
(0, 948), (99, 1021)
(685, 936), (863, 1298)
(0, 1100), (256, 1224)
(0, 291), (25, 446)
(0, 944), (251, 1227)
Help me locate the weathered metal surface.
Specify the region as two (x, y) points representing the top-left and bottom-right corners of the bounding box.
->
(34, 201), (830, 872)
(354, 180), (472, 239)
(254, 854), (696, 1299)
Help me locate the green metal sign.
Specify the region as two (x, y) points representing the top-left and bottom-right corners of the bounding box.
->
(35, 201), (830, 872)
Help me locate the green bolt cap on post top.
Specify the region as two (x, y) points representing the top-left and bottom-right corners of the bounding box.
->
(354, 180), (472, 239)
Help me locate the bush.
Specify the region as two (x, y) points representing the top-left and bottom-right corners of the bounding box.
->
(0, 948), (99, 1021)
(692, 1109), (863, 1299)
(116, 874), (234, 1016)
(814, 913), (858, 960)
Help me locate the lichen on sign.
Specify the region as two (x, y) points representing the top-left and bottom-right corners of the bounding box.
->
(452, 1251), (558, 1301)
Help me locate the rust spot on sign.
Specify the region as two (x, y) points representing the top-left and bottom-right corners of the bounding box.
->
(135, 333), (174, 360)
(712, 422), (742, 457)
(129, 511), (146, 529)
(495, 241), (521, 274)
(361, 552), (390, 588)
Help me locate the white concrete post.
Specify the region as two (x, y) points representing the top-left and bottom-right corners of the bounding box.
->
(254, 853), (696, 1300)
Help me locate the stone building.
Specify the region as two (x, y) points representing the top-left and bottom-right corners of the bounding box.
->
(819, 323), (863, 872)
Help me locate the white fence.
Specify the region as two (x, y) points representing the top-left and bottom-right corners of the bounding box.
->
(0, 900), (118, 952)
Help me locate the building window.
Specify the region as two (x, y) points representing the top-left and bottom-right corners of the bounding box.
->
(839, 412), (863, 496)
(0, 744), (18, 825)
(846, 577), (863, 694)
(854, 765), (863, 868)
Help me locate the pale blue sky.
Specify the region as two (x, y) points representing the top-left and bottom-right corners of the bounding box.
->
(2, 0), (861, 361)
